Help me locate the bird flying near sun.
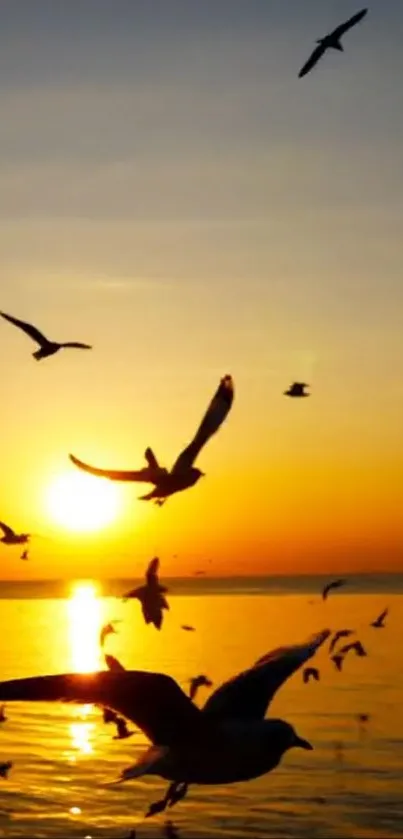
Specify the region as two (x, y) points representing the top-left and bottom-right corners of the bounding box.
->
(298, 8), (368, 79)
(0, 310), (92, 361)
(69, 375), (234, 505)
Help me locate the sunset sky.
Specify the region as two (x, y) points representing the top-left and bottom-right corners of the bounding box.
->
(0, 0), (402, 580)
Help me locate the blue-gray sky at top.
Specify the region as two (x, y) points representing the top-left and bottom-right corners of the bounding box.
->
(0, 1), (402, 576)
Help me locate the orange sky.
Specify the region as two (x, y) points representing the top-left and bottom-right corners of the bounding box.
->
(0, 1), (402, 579)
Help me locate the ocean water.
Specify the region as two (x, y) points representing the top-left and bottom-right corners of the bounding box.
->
(0, 575), (402, 838)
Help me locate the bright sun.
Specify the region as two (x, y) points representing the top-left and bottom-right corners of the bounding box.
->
(46, 471), (121, 533)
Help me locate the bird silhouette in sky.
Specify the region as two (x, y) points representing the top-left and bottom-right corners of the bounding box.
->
(123, 557), (169, 630)
(0, 311), (92, 361)
(181, 625), (195, 633)
(298, 8), (368, 78)
(329, 629), (354, 654)
(339, 640), (367, 658)
(99, 621), (120, 648)
(284, 382), (310, 398)
(302, 667), (319, 684)
(69, 375), (234, 505)
(0, 522), (31, 546)
(188, 674), (213, 702)
(322, 579), (346, 600)
(20, 549), (29, 561)
(371, 608), (388, 629)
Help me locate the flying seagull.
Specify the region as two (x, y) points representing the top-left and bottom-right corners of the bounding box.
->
(329, 629), (354, 654)
(339, 640), (367, 658)
(181, 625), (195, 633)
(0, 522), (31, 546)
(188, 675), (213, 702)
(0, 310), (92, 361)
(302, 667), (319, 684)
(20, 549), (29, 561)
(298, 8), (368, 78)
(123, 557), (169, 630)
(371, 608), (388, 629)
(284, 382), (309, 398)
(69, 375), (234, 505)
(99, 621), (120, 648)
(322, 578), (346, 601)
(0, 629), (329, 803)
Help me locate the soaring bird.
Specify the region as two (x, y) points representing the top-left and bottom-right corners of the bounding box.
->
(123, 557), (169, 630)
(181, 625), (195, 633)
(0, 629), (329, 804)
(0, 522), (31, 546)
(329, 629), (354, 654)
(69, 375), (234, 505)
(20, 549), (29, 561)
(302, 667), (319, 684)
(99, 621), (120, 648)
(0, 311), (92, 361)
(339, 640), (367, 658)
(322, 579), (346, 601)
(188, 675), (213, 702)
(371, 608), (388, 629)
(284, 382), (309, 398)
(298, 8), (368, 78)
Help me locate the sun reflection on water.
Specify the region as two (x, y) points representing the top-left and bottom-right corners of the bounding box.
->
(67, 582), (103, 755)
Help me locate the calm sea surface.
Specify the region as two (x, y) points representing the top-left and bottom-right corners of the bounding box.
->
(0, 574), (402, 838)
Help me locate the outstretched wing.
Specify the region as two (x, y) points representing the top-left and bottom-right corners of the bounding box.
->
(172, 375), (234, 473)
(0, 671), (208, 748)
(146, 557), (159, 586)
(0, 521), (15, 538)
(0, 311), (49, 346)
(62, 342), (92, 350)
(69, 454), (156, 484)
(298, 44), (326, 78)
(203, 629), (330, 721)
(332, 8), (368, 40)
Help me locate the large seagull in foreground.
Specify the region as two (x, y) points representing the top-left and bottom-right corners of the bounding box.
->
(298, 8), (368, 78)
(0, 629), (329, 806)
(69, 375), (234, 505)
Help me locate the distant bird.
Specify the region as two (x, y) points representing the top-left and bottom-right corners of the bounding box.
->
(181, 625), (195, 632)
(164, 821), (180, 839)
(284, 382), (309, 398)
(329, 629), (354, 654)
(100, 621), (120, 648)
(123, 557), (169, 630)
(20, 549), (29, 561)
(0, 761), (12, 779)
(188, 674), (213, 702)
(0, 704), (7, 723)
(371, 608), (388, 629)
(69, 375), (234, 505)
(194, 570), (206, 576)
(357, 713), (370, 724)
(0, 629), (330, 800)
(0, 522), (30, 546)
(331, 654), (344, 672)
(105, 654), (126, 672)
(298, 8), (368, 78)
(113, 716), (134, 741)
(302, 667), (319, 684)
(0, 311), (92, 361)
(322, 579), (346, 601)
(339, 640), (367, 658)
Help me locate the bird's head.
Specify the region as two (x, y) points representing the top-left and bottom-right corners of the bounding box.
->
(263, 720), (313, 758)
(189, 467), (205, 485)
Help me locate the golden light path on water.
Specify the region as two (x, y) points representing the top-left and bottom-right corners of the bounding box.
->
(67, 581), (104, 757)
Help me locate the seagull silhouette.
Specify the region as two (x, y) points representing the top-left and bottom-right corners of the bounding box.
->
(188, 675), (213, 702)
(339, 640), (367, 658)
(329, 629), (354, 654)
(69, 375), (234, 505)
(0, 311), (92, 360)
(123, 558), (169, 630)
(0, 630), (329, 801)
(302, 667), (319, 684)
(371, 608), (388, 629)
(20, 549), (29, 561)
(0, 522), (30, 546)
(100, 621), (120, 648)
(284, 382), (309, 398)
(322, 579), (346, 600)
(181, 625), (195, 633)
(298, 8), (368, 78)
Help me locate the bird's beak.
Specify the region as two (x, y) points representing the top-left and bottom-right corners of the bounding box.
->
(294, 735), (313, 751)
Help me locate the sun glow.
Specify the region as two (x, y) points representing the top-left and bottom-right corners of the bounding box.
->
(45, 471), (121, 533)
(68, 582), (103, 673)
